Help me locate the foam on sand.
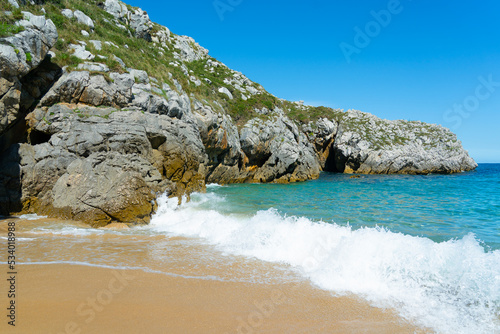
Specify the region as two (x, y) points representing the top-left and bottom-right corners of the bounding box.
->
(150, 192), (500, 334)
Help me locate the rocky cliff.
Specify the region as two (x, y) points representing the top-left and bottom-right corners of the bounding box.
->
(0, 0), (477, 225)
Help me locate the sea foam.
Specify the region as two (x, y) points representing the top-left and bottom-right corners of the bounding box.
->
(150, 192), (500, 334)
(18, 213), (48, 220)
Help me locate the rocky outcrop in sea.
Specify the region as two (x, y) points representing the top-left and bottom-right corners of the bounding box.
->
(0, 0), (477, 225)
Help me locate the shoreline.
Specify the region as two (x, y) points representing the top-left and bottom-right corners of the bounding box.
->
(0, 263), (427, 333)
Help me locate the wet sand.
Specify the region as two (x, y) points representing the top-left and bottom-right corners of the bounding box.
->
(0, 218), (428, 333)
(0, 264), (428, 333)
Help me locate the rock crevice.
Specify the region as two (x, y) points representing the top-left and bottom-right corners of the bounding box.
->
(0, 5), (477, 224)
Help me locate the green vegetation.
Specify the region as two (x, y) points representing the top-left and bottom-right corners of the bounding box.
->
(5, 0), (355, 132)
(4, 0), (347, 128)
(42, 116), (52, 125)
(0, 22), (24, 37)
(283, 102), (344, 124)
(57, 52), (83, 67)
(0, 4), (24, 37)
(70, 106), (116, 119)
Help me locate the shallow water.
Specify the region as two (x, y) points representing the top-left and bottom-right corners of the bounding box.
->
(206, 164), (500, 250)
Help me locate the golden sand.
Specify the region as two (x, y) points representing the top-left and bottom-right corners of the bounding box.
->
(0, 263), (430, 333)
(0, 217), (429, 333)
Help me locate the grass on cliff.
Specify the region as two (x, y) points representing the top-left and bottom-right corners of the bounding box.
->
(11, 0), (345, 128)
(184, 58), (344, 125)
(19, 0), (179, 84)
(0, 2), (24, 37)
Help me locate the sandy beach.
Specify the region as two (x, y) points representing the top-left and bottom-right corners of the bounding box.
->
(0, 263), (425, 333)
(0, 217), (428, 333)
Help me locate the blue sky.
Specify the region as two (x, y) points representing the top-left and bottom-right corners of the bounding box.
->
(128, 0), (500, 163)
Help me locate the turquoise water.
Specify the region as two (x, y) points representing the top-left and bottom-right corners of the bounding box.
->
(19, 164), (500, 333)
(149, 165), (500, 333)
(206, 163), (500, 250)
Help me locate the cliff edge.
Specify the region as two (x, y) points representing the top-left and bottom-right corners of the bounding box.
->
(0, 0), (477, 225)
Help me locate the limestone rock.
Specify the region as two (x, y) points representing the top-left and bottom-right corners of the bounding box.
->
(218, 87), (233, 100)
(51, 152), (160, 226)
(113, 55), (126, 68)
(240, 113), (321, 183)
(0, 78), (22, 135)
(89, 40), (102, 51)
(12, 105), (208, 223)
(104, 0), (129, 20)
(172, 35), (209, 62)
(193, 102), (244, 183)
(129, 8), (152, 41)
(73, 10), (94, 30)
(331, 110), (477, 174)
(77, 62), (109, 72)
(129, 69), (149, 84)
(302, 118), (338, 170)
(69, 43), (94, 60)
(61, 9), (73, 19)
(41, 71), (133, 108)
(7, 0), (19, 8)
(0, 11), (58, 137)
(0, 12), (58, 78)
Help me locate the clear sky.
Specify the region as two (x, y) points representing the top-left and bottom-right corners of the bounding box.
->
(127, 0), (500, 163)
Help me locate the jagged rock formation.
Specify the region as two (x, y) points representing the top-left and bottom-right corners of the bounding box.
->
(329, 110), (477, 174)
(239, 113), (321, 183)
(0, 11), (58, 135)
(0, 1), (477, 225)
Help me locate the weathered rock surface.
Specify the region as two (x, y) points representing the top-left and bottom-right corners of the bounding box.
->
(68, 43), (94, 60)
(0, 12), (57, 78)
(240, 113), (321, 183)
(0, 104), (208, 223)
(104, 0), (128, 20)
(0, 4), (477, 226)
(0, 12), (58, 136)
(218, 87), (233, 100)
(129, 8), (152, 41)
(51, 152), (159, 225)
(103, 0), (153, 41)
(73, 10), (94, 30)
(172, 35), (209, 62)
(41, 70), (133, 108)
(329, 110), (477, 174)
(193, 102), (245, 183)
(302, 118), (338, 170)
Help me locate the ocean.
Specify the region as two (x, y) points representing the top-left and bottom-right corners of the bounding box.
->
(13, 164), (500, 333)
